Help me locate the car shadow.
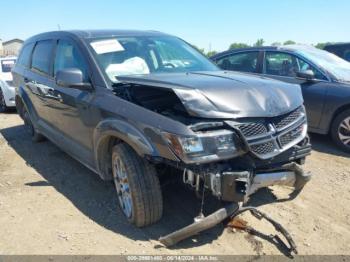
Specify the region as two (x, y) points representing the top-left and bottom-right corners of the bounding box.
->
(309, 133), (350, 158)
(0, 124), (225, 249)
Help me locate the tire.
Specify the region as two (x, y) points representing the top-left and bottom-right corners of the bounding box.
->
(23, 110), (45, 142)
(0, 88), (9, 113)
(331, 109), (350, 153)
(112, 143), (163, 227)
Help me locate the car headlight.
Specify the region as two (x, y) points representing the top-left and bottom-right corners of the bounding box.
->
(163, 130), (240, 163)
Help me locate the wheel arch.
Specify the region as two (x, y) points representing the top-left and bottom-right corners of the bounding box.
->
(16, 86), (40, 123)
(329, 103), (350, 134)
(93, 119), (157, 181)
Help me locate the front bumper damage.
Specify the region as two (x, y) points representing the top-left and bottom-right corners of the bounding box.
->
(211, 162), (311, 203)
(159, 140), (311, 252)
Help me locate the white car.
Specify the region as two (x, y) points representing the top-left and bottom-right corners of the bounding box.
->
(0, 56), (17, 112)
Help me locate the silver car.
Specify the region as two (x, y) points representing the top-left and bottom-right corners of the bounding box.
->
(0, 56), (17, 112)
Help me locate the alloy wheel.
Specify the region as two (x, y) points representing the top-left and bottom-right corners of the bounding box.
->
(112, 155), (133, 218)
(338, 116), (350, 148)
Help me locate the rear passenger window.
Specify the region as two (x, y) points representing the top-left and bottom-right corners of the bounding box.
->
(216, 52), (259, 73)
(17, 43), (35, 68)
(54, 40), (89, 82)
(31, 40), (54, 75)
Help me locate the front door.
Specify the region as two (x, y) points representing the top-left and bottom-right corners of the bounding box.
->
(48, 38), (96, 163)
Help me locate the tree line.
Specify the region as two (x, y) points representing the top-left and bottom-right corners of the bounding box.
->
(194, 39), (333, 57)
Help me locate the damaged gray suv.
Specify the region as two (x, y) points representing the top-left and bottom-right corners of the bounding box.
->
(12, 30), (311, 242)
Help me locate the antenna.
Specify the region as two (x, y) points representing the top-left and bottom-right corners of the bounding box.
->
(57, 24), (61, 30)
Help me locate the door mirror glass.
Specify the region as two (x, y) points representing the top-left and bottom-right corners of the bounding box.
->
(56, 68), (91, 89)
(296, 69), (315, 81)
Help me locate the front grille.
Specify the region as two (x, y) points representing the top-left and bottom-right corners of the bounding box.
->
(273, 107), (303, 130)
(279, 124), (304, 147)
(229, 106), (307, 160)
(237, 123), (267, 137)
(250, 142), (275, 155)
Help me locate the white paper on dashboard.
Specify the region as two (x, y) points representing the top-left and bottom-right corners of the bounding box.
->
(90, 39), (125, 54)
(106, 57), (150, 80)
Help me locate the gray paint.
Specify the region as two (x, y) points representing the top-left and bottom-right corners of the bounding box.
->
(117, 71), (303, 119)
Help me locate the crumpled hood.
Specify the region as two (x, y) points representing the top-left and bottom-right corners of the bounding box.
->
(117, 71), (304, 118)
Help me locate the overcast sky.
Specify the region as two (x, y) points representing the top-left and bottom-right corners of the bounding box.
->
(1, 0), (349, 52)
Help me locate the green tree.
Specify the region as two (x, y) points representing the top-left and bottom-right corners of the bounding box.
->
(253, 38), (265, 47)
(229, 42), (250, 50)
(283, 40), (296, 45)
(206, 50), (218, 57)
(314, 42), (333, 49)
(271, 42), (282, 46)
(192, 45), (205, 54)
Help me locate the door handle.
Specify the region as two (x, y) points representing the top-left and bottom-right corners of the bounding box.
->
(46, 88), (63, 102)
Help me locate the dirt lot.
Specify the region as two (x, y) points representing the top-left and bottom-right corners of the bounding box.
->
(0, 112), (349, 255)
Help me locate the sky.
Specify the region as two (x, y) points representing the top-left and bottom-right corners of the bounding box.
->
(0, 0), (349, 52)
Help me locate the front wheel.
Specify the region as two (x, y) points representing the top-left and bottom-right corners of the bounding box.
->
(331, 109), (350, 153)
(112, 143), (163, 227)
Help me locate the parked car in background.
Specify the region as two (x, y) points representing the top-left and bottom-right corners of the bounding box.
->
(0, 56), (17, 112)
(211, 45), (350, 152)
(12, 30), (311, 231)
(324, 43), (350, 61)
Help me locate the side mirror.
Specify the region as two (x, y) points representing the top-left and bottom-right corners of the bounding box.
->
(56, 68), (91, 90)
(296, 70), (315, 81)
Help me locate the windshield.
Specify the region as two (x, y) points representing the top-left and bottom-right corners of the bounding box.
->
(87, 35), (218, 82)
(1, 59), (16, 73)
(296, 47), (350, 82)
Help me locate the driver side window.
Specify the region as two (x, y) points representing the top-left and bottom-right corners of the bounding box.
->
(54, 39), (89, 82)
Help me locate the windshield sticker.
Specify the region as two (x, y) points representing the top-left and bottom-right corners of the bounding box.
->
(105, 57), (150, 80)
(90, 39), (124, 54)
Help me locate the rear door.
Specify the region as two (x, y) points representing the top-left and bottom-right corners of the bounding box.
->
(262, 51), (329, 129)
(25, 40), (56, 127)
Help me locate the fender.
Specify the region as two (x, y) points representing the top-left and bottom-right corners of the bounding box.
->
(93, 118), (173, 180)
(94, 118), (157, 155)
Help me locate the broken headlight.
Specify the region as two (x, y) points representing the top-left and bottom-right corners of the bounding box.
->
(164, 130), (240, 163)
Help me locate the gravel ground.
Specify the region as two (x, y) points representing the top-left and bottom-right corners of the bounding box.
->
(0, 112), (349, 255)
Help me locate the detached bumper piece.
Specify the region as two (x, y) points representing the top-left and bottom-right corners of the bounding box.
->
(159, 204), (238, 247)
(159, 204), (298, 256)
